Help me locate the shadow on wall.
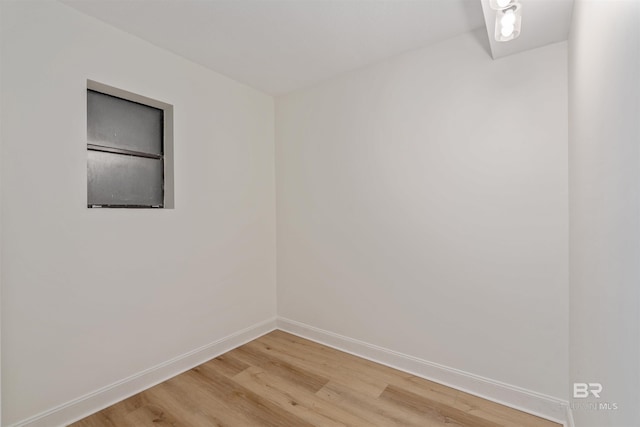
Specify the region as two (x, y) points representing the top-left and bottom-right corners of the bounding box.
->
(460, 0), (492, 58)
(469, 27), (493, 58)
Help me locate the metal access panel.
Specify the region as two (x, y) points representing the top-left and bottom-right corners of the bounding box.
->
(88, 90), (163, 155)
(87, 151), (163, 207)
(87, 89), (164, 208)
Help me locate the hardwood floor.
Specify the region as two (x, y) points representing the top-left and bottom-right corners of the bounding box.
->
(71, 330), (561, 427)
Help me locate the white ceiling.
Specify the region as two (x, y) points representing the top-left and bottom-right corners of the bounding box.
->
(61, 0), (574, 95)
(61, 0), (486, 95)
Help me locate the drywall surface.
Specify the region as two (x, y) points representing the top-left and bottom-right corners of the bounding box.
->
(0, 1), (3, 423)
(569, 1), (640, 426)
(276, 31), (569, 399)
(0, 1), (275, 424)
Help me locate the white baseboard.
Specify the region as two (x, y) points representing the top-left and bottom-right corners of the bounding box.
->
(11, 316), (572, 427)
(277, 317), (571, 427)
(11, 317), (278, 427)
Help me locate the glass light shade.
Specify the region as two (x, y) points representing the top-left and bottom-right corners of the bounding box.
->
(490, 0), (515, 10)
(494, 4), (522, 42)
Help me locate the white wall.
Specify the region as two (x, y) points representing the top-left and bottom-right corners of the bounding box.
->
(276, 31), (569, 400)
(569, 1), (640, 426)
(0, 1), (3, 423)
(0, 1), (276, 425)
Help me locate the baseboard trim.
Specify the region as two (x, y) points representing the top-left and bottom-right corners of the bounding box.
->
(12, 316), (571, 427)
(11, 317), (278, 427)
(277, 317), (571, 427)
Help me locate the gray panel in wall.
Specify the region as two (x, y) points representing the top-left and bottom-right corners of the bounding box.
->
(87, 90), (163, 156)
(87, 151), (163, 207)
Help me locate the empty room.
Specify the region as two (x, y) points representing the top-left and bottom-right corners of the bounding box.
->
(0, 0), (638, 426)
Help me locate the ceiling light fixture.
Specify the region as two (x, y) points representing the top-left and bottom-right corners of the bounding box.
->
(494, 3), (522, 42)
(490, 0), (515, 10)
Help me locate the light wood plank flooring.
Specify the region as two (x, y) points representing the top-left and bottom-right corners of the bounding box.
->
(71, 330), (561, 427)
